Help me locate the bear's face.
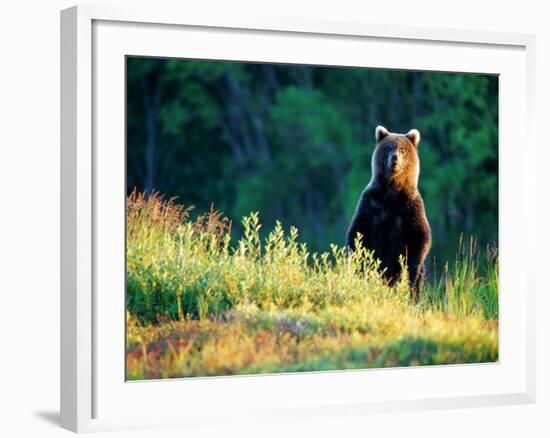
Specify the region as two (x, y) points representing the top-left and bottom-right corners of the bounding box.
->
(371, 126), (421, 190)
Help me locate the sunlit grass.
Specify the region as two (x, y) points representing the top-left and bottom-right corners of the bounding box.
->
(126, 190), (498, 379)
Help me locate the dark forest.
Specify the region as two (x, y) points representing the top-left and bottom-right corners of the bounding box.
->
(126, 57), (498, 265)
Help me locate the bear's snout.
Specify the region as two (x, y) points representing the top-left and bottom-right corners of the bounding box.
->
(387, 152), (399, 170)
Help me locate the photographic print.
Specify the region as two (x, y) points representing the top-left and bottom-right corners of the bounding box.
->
(125, 57), (498, 380)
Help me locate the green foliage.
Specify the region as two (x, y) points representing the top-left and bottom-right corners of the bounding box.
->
(126, 193), (498, 379)
(126, 58), (498, 264)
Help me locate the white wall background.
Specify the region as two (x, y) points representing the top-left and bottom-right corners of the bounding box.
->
(0, 0), (547, 436)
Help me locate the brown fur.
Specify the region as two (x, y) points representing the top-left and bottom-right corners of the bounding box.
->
(347, 126), (431, 301)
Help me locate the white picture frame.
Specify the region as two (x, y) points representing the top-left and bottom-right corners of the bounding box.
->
(60, 4), (536, 433)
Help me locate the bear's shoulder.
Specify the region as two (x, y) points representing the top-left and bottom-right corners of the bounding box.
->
(363, 183), (420, 206)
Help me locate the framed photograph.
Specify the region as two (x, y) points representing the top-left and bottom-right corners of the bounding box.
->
(61, 5), (536, 433)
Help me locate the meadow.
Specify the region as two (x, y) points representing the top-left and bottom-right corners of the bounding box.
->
(126, 191), (498, 380)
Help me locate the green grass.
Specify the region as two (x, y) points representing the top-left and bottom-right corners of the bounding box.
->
(126, 191), (498, 380)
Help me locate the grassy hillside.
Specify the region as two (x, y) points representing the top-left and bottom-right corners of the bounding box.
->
(126, 191), (498, 380)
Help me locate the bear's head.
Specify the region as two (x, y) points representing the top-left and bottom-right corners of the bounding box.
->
(371, 125), (421, 190)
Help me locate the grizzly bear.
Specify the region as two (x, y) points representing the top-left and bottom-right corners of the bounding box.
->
(346, 125), (431, 300)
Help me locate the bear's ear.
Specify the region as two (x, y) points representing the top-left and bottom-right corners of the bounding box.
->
(375, 125), (389, 143)
(406, 129), (421, 147)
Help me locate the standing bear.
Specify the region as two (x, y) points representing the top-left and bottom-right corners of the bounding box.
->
(347, 125), (431, 300)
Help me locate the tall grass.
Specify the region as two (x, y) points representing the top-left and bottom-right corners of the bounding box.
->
(424, 236), (499, 319)
(126, 190), (498, 379)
